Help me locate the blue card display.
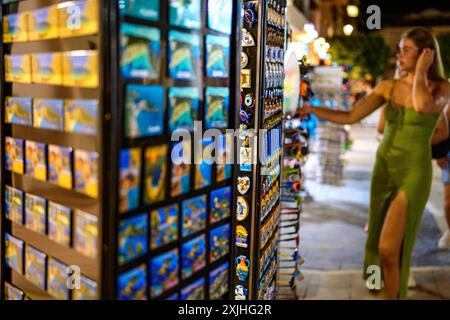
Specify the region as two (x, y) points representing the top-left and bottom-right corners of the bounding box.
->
(118, 213), (148, 265)
(121, 0), (159, 21)
(206, 35), (230, 78)
(120, 23), (161, 80)
(117, 264), (147, 300)
(210, 186), (232, 224)
(151, 204), (178, 250)
(207, 0), (233, 34)
(169, 0), (201, 30)
(209, 262), (229, 299)
(209, 223), (230, 263)
(5, 97), (32, 125)
(181, 277), (205, 300)
(181, 235), (206, 279)
(64, 99), (98, 135)
(125, 84), (165, 138)
(205, 87), (229, 128)
(182, 195), (206, 237)
(150, 249), (179, 298)
(25, 245), (46, 290)
(169, 87), (199, 133)
(168, 31), (200, 80)
(33, 99), (64, 131)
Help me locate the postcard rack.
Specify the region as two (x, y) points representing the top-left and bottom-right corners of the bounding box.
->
(0, 0), (241, 300)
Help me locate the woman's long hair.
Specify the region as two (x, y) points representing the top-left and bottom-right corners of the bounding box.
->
(401, 27), (446, 82)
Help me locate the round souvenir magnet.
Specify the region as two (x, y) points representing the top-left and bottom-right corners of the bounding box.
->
(239, 109), (251, 123)
(237, 176), (250, 195)
(241, 52), (249, 69)
(244, 93), (255, 108)
(244, 3), (257, 29)
(236, 196), (249, 221)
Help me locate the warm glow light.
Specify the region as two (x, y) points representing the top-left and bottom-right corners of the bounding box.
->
(346, 5), (359, 17)
(343, 24), (354, 36)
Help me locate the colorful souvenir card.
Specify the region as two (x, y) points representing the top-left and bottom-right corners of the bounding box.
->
(33, 99), (64, 131)
(58, 0), (99, 38)
(25, 194), (47, 234)
(150, 249), (179, 298)
(166, 292), (180, 300)
(194, 138), (213, 190)
(125, 84), (165, 138)
(119, 148), (141, 212)
(117, 264), (147, 300)
(168, 87), (199, 133)
(25, 141), (47, 181)
(25, 245), (47, 290)
(150, 204), (178, 250)
(144, 145), (167, 204)
(206, 35), (230, 78)
(207, 0), (233, 34)
(120, 23), (161, 80)
(4, 54), (32, 83)
(5, 186), (24, 225)
(31, 52), (63, 85)
(205, 87), (229, 128)
(5, 137), (24, 174)
(118, 213), (148, 265)
(171, 141), (191, 197)
(181, 277), (205, 300)
(5, 283), (24, 300)
(48, 201), (71, 247)
(64, 99), (98, 135)
(73, 276), (98, 300)
(5, 97), (32, 126)
(181, 235), (206, 279)
(182, 195), (206, 237)
(62, 50), (99, 88)
(168, 30), (200, 80)
(216, 134), (232, 181)
(209, 223), (230, 263)
(28, 5), (59, 41)
(5, 233), (24, 273)
(74, 210), (98, 259)
(48, 145), (72, 189)
(47, 258), (69, 300)
(3, 12), (28, 43)
(209, 262), (229, 299)
(210, 186), (231, 224)
(169, 0), (201, 30)
(120, 0), (160, 21)
(74, 150), (99, 198)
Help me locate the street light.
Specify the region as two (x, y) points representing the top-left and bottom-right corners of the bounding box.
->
(343, 24), (354, 36)
(346, 4), (359, 17)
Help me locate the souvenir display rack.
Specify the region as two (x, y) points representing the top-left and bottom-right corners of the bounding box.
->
(231, 0), (286, 300)
(1, 0), (241, 300)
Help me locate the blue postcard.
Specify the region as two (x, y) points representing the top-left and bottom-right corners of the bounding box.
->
(25, 194), (47, 235)
(47, 258), (69, 300)
(119, 148), (141, 212)
(168, 87), (199, 133)
(121, 0), (159, 21)
(64, 99), (98, 135)
(117, 264), (147, 300)
(144, 145), (167, 204)
(151, 204), (178, 250)
(209, 223), (230, 263)
(5, 97), (32, 125)
(210, 186), (231, 224)
(206, 35), (230, 78)
(182, 195), (206, 237)
(171, 141), (191, 197)
(168, 31), (200, 80)
(207, 0), (233, 34)
(181, 277), (205, 300)
(150, 249), (179, 298)
(205, 87), (229, 128)
(25, 245), (46, 290)
(118, 213), (148, 265)
(195, 138), (213, 190)
(33, 99), (64, 131)
(209, 262), (229, 299)
(169, 0), (201, 30)
(5, 185), (24, 225)
(73, 276), (97, 300)
(5, 233), (24, 273)
(181, 235), (206, 280)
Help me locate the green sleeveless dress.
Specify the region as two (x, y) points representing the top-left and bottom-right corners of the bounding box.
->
(363, 81), (441, 299)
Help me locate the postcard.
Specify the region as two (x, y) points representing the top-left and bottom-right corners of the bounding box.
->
(209, 223), (230, 263)
(4, 54), (32, 83)
(206, 35), (230, 78)
(48, 201), (71, 247)
(168, 30), (200, 80)
(48, 145), (72, 189)
(5, 137), (24, 174)
(181, 235), (206, 279)
(25, 141), (47, 181)
(31, 52), (63, 85)
(5, 233), (24, 273)
(5, 97), (32, 126)
(181, 277), (205, 300)
(169, 0), (201, 30)
(28, 5), (59, 41)
(210, 186), (231, 224)
(171, 141), (191, 197)
(62, 50), (99, 88)
(74, 210), (98, 259)
(205, 87), (229, 128)
(120, 0), (159, 21)
(144, 145), (167, 204)
(118, 213), (148, 265)
(64, 99), (98, 135)
(74, 150), (99, 198)
(119, 148), (141, 212)
(117, 264), (147, 300)
(150, 204), (178, 250)
(58, 0), (99, 38)
(47, 258), (69, 299)
(5, 283), (24, 300)
(3, 12), (28, 42)
(73, 276), (98, 300)
(25, 194), (47, 234)
(182, 195), (206, 237)
(150, 249), (179, 298)
(5, 186), (24, 225)
(168, 87), (199, 133)
(33, 99), (64, 131)
(209, 262), (229, 299)
(207, 0), (233, 34)
(25, 245), (47, 290)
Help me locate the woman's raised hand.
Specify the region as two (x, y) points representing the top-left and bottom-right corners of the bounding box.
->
(416, 48), (435, 74)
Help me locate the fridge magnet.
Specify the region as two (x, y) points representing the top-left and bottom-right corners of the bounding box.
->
(25, 141), (47, 181)
(48, 145), (72, 189)
(235, 285), (248, 300)
(181, 278), (205, 300)
(48, 201), (71, 247)
(118, 212), (148, 265)
(5, 186), (24, 225)
(244, 2), (257, 29)
(4, 54), (32, 83)
(125, 84), (165, 138)
(168, 30), (200, 80)
(182, 195), (206, 237)
(194, 138), (213, 190)
(119, 148), (141, 212)
(5, 137), (24, 174)
(25, 194), (47, 235)
(241, 52), (249, 69)
(150, 204), (178, 250)
(237, 176), (250, 195)
(242, 29), (256, 47)
(47, 258), (69, 299)
(73, 276), (98, 300)
(117, 264), (147, 300)
(209, 223), (230, 263)
(5, 233), (24, 273)
(33, 99), (64, 130)
(3, 12), (28, 42)
(239, 147), (252, 172)
(236, 225), (249, 248)
(216, 134), (232, 182)
(239, 108), (251, 123)
(5, 97), (32, 126)
(150, 249), (179, 298)
(74, 150), (99, 198)
(244, 93), (255, 108)
(236, 196), (249, 221)
(235, 255), (250, 282)
(205, 87), (229, 129)
(168, 87), (199, 133)
(209, 262), (229, 300)
(181, 235), (206, 279)
(31, 52), (63, 85)
(207, 0), (233, 34)
(62, 50), (99, 88)
(240, 69), (251, 89)
(121, 0), (159, 21)
(210, 186), (231, 224)
(28, 5), (59, 41)
(58, 0), (99, 38)
(5, 283), (24, 300)
(74, 210), (98, 259)
(64, 99), (98, 135)
(169, 0), (201, 30)
(206, 34), (230, 78)
(25, 245), (47, 290)
(171, 141), (191, 197)
(144, 145), (167, 204)
(120, 23), (161, 80)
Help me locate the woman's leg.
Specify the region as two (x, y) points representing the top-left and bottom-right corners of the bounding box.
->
(378, 191), (408, 299)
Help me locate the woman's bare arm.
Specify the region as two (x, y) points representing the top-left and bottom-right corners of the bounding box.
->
(377, 107), (385, 135)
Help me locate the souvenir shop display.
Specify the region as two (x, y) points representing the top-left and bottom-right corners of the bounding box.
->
(0, 0), (240, 300)
(230, 0), (286, 300)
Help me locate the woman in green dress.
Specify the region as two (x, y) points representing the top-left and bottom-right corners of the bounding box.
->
(303, 27), (450, 299)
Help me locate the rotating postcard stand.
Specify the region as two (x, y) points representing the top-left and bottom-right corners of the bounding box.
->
(0, 0), (241, 300)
